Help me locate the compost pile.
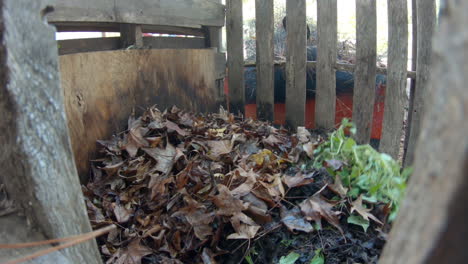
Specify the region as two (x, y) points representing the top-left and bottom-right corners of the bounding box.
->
(84, 106), (391, 264)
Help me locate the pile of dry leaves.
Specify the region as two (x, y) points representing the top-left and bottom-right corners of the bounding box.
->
(84, 106), (386, 264)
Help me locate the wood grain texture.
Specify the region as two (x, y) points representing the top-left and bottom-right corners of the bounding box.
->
(226, 0), (245, 114)
(0, 0), (100, 262)
(46, 0), (225, 27)
(403, 0), (418, 165)
(379, 0), (408, 159)
(405, 0), (436, 167)
(352, 0), (377, 144)
(58, 37), (206, 55)
(315, 0), (337, 129)
(380, 1), (468, 262)
(60, 49), (217, 180)
(120, 24), (143, 48)
(255, 0), (274, 122)
(285, 0), (307, 129)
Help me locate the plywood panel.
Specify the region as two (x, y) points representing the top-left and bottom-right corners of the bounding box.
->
(60, 49), (217, 180)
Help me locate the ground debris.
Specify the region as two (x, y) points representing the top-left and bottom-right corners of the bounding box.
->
(85, 106), (387, 264)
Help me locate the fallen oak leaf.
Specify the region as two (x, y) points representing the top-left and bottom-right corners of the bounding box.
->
(299, 195), (342, 233)
(280, 205), (314, 233)
(296, 127), (312, 143)
(302, 142), (315, 159)
(106, 239), (152, 264)
(350, 195), (383, 225)
(165, 120), (189, 136)
(122, 125), (150, 157)
(325, 159), (345, 171)
(227, 212), (261, 239)
(328, 175), (348, 198)
(112, 203), (133, 224)
(206, 140), (233, 158)
(143, 143), (177, 175)
(212, 185), (248, 216)
(283, 171), (315, 188)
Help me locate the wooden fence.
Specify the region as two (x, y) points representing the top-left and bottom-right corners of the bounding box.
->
(226, 0), (435, 163)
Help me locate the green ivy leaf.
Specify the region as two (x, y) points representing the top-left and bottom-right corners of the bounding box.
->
(310, 249), (325, 264)
(279, 252), (300, 264)
(347, 214), (370, 232)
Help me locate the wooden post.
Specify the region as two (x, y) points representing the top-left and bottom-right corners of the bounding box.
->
(379, 0), (408, 158)
(404, 0), (436, 166)
(285, 0), (307, 129)
(0, 0), (100, 263)
(226, 0), (245, 115)
(120, 24), (143, 48)
(352, 0), (377, 144)
(403, 0), (418, 165)
(255, 0), (275, 122)
(315, 0), (337, 129)
(379, 1), (468, 262)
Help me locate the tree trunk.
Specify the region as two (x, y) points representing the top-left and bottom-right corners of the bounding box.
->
(0, 0), (100, 263)
(379, 0), (468, 263)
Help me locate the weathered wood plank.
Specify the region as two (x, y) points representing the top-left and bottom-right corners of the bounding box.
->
(120, 24), (143, 48)
(60, 49), (217, 179)
(404, 0), (418, 165)
(285, 0), (307, 129)
(315, 0), (337, 129)
(226, 0), (245, 114)
(379, 0), (408, 158)
(55, 22), (206, 36)
(46, 0), (225, 28)
(0, 0), (100, 263)
(352, 0), (377, 144)
(214, 52), (227, 79)
(58, 37), (206, 55)
(255, 0), (275, 122)
(244, 60), (417, 79)
(404, 0), (436, 166)
(380, 1), (468, 262)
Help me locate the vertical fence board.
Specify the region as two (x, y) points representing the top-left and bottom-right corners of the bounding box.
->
(380, 1), (468, 262)
(226, 0), (245, 115)
(352, 0), (377, 144)
(285, 0), (307, 129)
(315, 0), (337, 129)
(380, 0), (408, 158)
(405, 0), (436, 166)
(255, 0), (274, 121)
(404, 0), (418, 164)
(120, 24), (143, 48)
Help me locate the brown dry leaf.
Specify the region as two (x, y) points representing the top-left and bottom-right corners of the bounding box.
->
(328, 175), (348, 198)
(112, 203), (133, 223)
(106, 239), (152, 264)
(302, 142), (315, 159)
(297, 127), (311, 143)
(283, 171), (315, 188)
(351, 195), (383, 225)
(212, 185), (247, 216)
(201, 248), (217, 264)
(206, 140), (232, 157)
(230, 168), (258, 197)
(148, 174), (173, 200)
(86, 200), (105, 223)
(242, 193), (272, 224)
(123, 126), (150, 157)
(175, 192), (215, 240)
(299, 195), (342, 233)
(165, 120), (189, 136)
(325, 159), (344, 171)
(227, 212), (261, 239)
(262, 134), (282, 146)
(143, 143), (176, 175)
(260, 174), (285, 198)
(280, 205), (314, 233)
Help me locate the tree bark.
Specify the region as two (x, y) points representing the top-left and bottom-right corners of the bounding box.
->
(379, 0), (468, 263)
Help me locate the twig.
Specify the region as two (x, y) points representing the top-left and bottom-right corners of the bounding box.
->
(0, 225), (116, 264)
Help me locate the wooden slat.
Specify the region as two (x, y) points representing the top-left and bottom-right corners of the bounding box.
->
(47, 0), (225, 28)
(120, 24), (143, 48)
(54, 22), (206, 36)
(285, 0), (307, 129)
(403, 0), (418, 164)
(60, 49), (218, 179)
(380, 1), (468, 262)
(255, 0), (274, 122)
(226, 0), (245, 114)
(244, 60), (417, 79)
(379, 0), (408, 158)
(58, 37), (206, 55)
(315, 0), (337, 129)
(352, 0), (377, 144)
(405, 0), (436, 166)
(0, 0), (100, 262)
(214, 52), (227, 79)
